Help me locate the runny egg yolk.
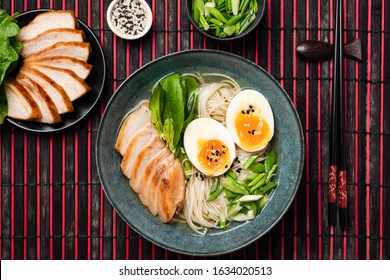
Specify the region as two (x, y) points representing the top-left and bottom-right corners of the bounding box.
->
(197, 139), (231, 175)
(235, 106), (271, 150)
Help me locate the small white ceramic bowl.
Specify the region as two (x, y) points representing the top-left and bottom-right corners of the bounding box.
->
(106, 0), (152, 40)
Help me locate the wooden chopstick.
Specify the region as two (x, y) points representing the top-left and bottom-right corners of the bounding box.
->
(336, 0), (348, 231)
(328, 0), (347, 230)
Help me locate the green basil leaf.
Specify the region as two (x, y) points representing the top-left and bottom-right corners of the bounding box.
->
(159, 73), (185, 150)
(0, 85), (7, 124)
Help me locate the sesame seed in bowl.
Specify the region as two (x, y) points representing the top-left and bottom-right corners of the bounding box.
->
(107, 0), (153, 40)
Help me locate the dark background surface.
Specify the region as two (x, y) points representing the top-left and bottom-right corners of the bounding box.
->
(0, 0), (389, 260)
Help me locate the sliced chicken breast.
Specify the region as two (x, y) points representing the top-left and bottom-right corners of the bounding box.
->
(129, 136), (166, 193)
(3, 78), (41, 121)
(120, 125), (159, 178)
(146, 154), (175, 216)
(136, 149), (170, 206)
(24, 56), (92, 79)
(115, 101), (187, 223)
(28, 65), (91, 101)
(20, 28), (85, 58)
(16, 10), (78, 41)
(19, 67), (74, 114)
(136, 148), (170, 202)
(158, 159), (186, 222)
(24, 42), (91, 62)
(115, 101), (151, 156)
(16, 74), (61, 124)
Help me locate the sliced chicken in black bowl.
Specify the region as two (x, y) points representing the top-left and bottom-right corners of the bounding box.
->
(4, 9), (106, 132)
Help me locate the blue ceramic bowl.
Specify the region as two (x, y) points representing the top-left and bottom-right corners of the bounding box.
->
(96, 50), (304, 256)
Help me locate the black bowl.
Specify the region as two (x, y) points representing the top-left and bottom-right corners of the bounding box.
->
(7, 9), (106, 133)
(185, 0), (266, 41)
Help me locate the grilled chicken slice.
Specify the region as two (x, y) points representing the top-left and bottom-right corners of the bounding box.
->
(145, 154), (175, 216)
(19, 67), (74, 114)
(3, 78), (41, 121)
(136, 147), (171, 207)
(24, 42), (91, 62)
(16, 10), (78, 41)
(24, 56), (92, 79)
(158, 159), (186, 222)
(130, 136), (166, 193)
(136, 148), (170, 201)
(16, 74), (61, 124)
(28, 65), (91, 101)
(115, 101), (151, 156)
(21, 28), (85, 58)
(116, 101), (186, 223)
(120, 125), (159, 178)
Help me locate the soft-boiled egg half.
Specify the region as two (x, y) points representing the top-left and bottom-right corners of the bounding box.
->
(226, 89), (274, 152)
(184, 118), (236, 177)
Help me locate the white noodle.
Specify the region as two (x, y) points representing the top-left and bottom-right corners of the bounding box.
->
(197, 74), (241, 125)
(176, 169), (229, 235)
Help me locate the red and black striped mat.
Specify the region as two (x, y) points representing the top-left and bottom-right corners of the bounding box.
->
(0, 0), (389, 260)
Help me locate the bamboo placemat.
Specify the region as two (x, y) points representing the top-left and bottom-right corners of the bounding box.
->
(0, 0), (389, 260)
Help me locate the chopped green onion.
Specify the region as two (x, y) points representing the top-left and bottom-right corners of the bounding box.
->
(247, 201), (258, 214)
(207, 187), (224, 202)
(243, 172), (259, 184)
(192, 0), (200, 24)
(218, 0), (226, 6)
(226, 175), (249, 191)
(204, 1), (216, 17)
(247, 162), (265, 173)
(247, 173), (266, 187)
(231, 0), (240, 15)
(258, 194), (270, 209)
(215, 25), (221, 35)
(231, 209), (255, 221)
(266, 164), (278, 183)
(191, 0), (258, 38)
(259, 182), (277, 195)
(226, 169), (237, 180)
(223, 25), (236, 36)
(178, 152), (193, 179)
(240, 0), (250, 13)
(234, 194), (263, 203)
(235, 21), (241, 33)
(224, 189), (241, 200)
(249, 176), (266, 193)
(265, 148), (276, 173)
(226, 0), (232, 11)
(199, 13), (209, 30)
(219, 212), (227, 228)
(209, 178), (220, 194)
(194, 0), (205, 15)
(236, 10), (256, 35)
(228, 203), (243, 217)
(204, 6), (228, 22)
(243, 154), (258, 169)
(221, 178), (249, 195)
(209, 17), (224, 26)
(225, 14), (244, 25)
(250, 0), (258, 12)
